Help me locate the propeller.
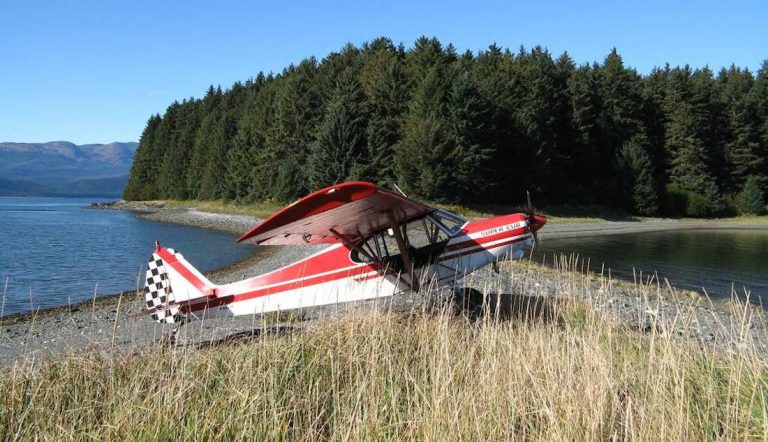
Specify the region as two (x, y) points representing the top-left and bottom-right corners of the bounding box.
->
(526, 190), (540, 248)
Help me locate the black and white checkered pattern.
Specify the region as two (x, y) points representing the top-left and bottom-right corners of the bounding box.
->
(144, 250), (182, 323)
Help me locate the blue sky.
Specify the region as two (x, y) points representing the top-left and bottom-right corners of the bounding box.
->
(1, 0), (766, 145)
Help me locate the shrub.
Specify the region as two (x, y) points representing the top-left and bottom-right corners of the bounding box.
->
(736, 175), (766, 215)
(664, 182), (728, 218)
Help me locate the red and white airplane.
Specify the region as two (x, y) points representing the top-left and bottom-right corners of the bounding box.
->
(143, 181), (546, 323)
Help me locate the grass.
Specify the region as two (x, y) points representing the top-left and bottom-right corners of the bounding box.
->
(145, 199), (284, 219)
(1, 266), (766, 440)
(439, 202), (638, 224)
(707, 214), (768, 225)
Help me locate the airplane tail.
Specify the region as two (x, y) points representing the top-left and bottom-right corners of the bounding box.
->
(144, 242), (217, 323)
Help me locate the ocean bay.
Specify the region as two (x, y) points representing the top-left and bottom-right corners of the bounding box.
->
(0, 197), (252, 316)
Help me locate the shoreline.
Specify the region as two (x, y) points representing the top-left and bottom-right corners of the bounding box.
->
(89, 199), (261, 235)
(1, 201), (265, 325)
(1, 200), (766, 366)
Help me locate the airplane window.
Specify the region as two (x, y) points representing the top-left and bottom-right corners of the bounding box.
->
(349, 233), (400, 264)
(404, 218), (448, 249)
(350, 248), (376, 264)
(431, 209), (467, 235)
(348, 216), (453, 265)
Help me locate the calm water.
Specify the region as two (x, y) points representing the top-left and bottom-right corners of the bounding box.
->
(537, 228), (768, 302)
(0, 197), (253, 316)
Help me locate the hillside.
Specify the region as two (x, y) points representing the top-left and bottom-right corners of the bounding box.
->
(0, 141), (137, 196)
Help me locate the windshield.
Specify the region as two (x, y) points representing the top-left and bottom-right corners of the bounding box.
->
(429, 208), (467, 236)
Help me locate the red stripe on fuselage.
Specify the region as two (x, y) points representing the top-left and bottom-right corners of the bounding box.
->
(184, 229), (531, 314)
(439, 235), (529, 261)
(445, 227), (528, 253)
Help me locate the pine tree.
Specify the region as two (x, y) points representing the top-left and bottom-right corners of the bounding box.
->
(565, 65), (603, 201)
(596, 49), (647, 205)
(405, 36), (450, 87)
(664, 66), (726, 216)
(727, 96), (763, 189)
(186, 111), (219, 198)
(123, 114), (162, 200)
(736, 175), (766, 214)
(198, 111), (236, 200)
(510, 46), (560, 196)
(273, 158), (305, 203)
(395, 65), (453, 200)
(445, 62), (493, 201)
(666, 101), (715, 192)
(750, 61), (768, 191)
(364, 116), (397, 185)
(308, 70), (368, 189)
(359, 37), (408, 117)
(665, 99), (727, 216)
(470, 44), (517, 201)
(619, 134), (659, 215)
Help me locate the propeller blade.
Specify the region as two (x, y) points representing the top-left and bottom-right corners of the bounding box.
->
(525, 190), (536, 226)
(526, 190), (534, 218)
(525, 190), (539, 248)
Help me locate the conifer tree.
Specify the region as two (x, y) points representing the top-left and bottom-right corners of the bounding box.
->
(364, 116), (397, 185)
(470, 44), (516, 201)
(273, 158), (305, 203)
(445, 62), (492, 201)
(395, 65), (453, 200)
(619, 134), (659, 215)
(566, 65), (603, 201)
(751, 61), (768, 190)
(308, 70), (368, 189)
(123, 114), (162, 200)
(597, 49), (647, 204)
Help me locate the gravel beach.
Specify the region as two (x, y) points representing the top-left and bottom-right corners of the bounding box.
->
(1, 201), (766, 366)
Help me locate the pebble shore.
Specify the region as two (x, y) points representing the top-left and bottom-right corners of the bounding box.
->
(1, 201), (765, 366)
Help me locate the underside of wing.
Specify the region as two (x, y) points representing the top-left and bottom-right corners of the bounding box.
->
(237, 181), (434, 246)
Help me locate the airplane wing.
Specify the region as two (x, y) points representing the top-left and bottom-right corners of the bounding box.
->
(237, 181), (434, 246)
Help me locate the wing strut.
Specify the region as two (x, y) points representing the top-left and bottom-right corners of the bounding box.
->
(386, 211), (420, 292)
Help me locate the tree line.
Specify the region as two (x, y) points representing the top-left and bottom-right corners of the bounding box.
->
(124, 37), (768, 216)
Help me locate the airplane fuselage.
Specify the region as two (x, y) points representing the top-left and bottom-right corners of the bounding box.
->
(160, 213), (540, 320)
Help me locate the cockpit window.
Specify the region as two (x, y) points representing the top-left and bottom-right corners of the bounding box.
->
(349, 213), (461, 265)
(430, 209), (467, 235)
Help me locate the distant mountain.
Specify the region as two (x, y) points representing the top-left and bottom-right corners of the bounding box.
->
(67, 175), (130, 196)
(0, 177), (52, 196)
(0, 141), (137, 197)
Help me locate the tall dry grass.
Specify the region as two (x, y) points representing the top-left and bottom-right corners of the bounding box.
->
(1, 281), (766, 440)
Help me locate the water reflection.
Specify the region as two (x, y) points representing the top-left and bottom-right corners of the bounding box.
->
(535, 228), (768, 302)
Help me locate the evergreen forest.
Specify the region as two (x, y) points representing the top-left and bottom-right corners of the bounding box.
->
(124, 37), (768, 216)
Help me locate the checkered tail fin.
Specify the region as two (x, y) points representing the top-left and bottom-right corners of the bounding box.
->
(144, 245), (216, 324)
